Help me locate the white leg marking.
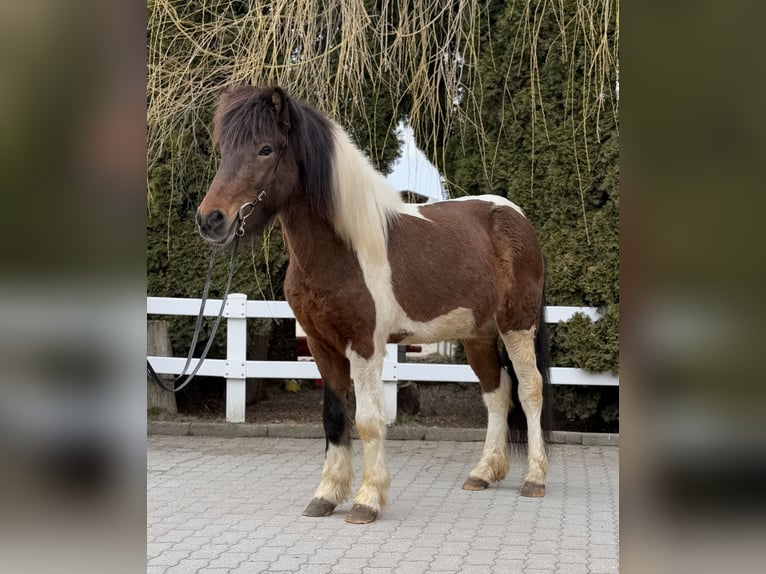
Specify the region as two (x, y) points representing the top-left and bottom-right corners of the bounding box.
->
(469, 369), (511, 483)
(313, 442), (353, 505)
(347, 348), (390, 512)
(501, 327), (547, 486)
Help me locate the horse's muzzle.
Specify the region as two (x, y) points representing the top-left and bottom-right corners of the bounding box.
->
(196, 209), (233, 244)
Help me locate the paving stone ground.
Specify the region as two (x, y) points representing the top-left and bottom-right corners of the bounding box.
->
(148, 436), (618, 573)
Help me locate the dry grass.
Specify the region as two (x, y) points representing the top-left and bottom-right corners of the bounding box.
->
(147, 0), (618, 188)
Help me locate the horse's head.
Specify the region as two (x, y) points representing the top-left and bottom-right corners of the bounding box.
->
(196, 86), (299, 245)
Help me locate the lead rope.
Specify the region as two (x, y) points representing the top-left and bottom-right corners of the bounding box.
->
(147, 235), (240, 393)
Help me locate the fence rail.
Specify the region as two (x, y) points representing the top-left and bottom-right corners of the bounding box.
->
(147, 294), (618, 423)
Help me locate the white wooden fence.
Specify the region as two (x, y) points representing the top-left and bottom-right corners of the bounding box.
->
(147, 294), (618, 424)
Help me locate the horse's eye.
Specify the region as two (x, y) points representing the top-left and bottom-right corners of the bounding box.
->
(258, 146), (273, 156)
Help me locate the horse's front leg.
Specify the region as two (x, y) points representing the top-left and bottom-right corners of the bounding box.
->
(302, 339), (353, 518)
(346, 348), (390, 524)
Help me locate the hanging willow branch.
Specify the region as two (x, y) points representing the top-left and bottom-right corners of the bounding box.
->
(148, 0), (618, 189)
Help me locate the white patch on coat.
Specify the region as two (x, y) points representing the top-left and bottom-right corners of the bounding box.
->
(346, 223), (476, 511)
(447, 195), (525, 216)
(313, 442), (353, 505)
(395, 307), (476, 344)
(331, 124), (427, 264)
(398, 202), (430, 221)
(469, 369), (511, 483)
(501, 327), (547, 485)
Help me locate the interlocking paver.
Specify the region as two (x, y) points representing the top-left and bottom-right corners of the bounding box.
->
(343, 543), (382, 558)
(464, 549), (497, 564)
(231, 561), (272, 573)
(397, 561), (431, 574)
(165, 559), (210, 573)
(588, 557), (620, 572)
(429, 554), (465, 570)
(206, 551), (251, 569)
(147, 550), (190, 567)
(307, 549), (346, 564)
(525, 553), (558, 569)
(373, 552), (410, 566)
(148, 436), (618, 573)
(268, 555), (308, 571)
(471, 536), (504, 551)
(529, 540), (562, 554)
(413, 534), (445, 548)
(498, 545), (529, 560)
(558, 548), (588, 563)
(331, 557), (370, 573)
(437, 540), (470, 556)
(378, 539), (415, 554)
(560, 536), (590, 549)
(555, 564), (589, 574)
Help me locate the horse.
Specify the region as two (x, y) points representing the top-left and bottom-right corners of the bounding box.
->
(196, 85), (551, 524)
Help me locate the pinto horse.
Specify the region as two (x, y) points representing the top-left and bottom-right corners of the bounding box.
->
(196, 86), (551, 524)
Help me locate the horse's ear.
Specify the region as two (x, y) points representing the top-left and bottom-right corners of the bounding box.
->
(271, 87), (291, 131)
(216, 85), (239, 109)
(217, 86), (231, 103)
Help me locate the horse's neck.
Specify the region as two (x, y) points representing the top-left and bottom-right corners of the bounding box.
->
(278, 195), (353, 274)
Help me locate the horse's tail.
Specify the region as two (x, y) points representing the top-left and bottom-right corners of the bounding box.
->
(502, 280), (553, 451)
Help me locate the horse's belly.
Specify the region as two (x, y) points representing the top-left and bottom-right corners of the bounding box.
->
(390, 307), (477, 344)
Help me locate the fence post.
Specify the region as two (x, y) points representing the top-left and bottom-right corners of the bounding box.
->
(383, 343), (399, 425)
(225, 293), (247, 423)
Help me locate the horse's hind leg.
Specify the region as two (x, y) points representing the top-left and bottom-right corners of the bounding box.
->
(462, 336), (511, 491)
(303, 339), (353, 517)
(501, 328), (547, 497)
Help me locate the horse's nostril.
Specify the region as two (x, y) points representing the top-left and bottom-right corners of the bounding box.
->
(196, 209), (227, 238)
(206, 210), (225, 229)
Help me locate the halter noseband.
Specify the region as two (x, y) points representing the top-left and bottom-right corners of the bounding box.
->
(235, 144), (286, 237)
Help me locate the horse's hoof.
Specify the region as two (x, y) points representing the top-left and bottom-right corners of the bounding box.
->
(520, 481), (545, 497)
(345, 503), (378, 524)
(302, 498), (336, 517)
(462, 476), (490, 491)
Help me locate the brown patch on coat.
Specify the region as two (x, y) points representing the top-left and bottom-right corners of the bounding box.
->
(489, 205), (545, 332)
(462, 335), (503, 393)
(387, 200), (543, 336)
(281, 195), (376, 361)
(387, 330), (413, 344)
(305, 336), (352, 402)
(387, 201), (498, 328)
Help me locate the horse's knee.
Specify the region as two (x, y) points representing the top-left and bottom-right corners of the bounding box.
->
(353, 383), (386, 443)
(356, 414), (385, 443)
